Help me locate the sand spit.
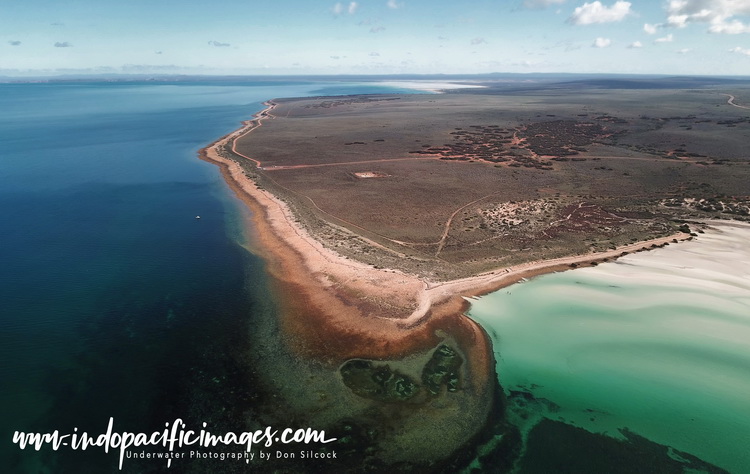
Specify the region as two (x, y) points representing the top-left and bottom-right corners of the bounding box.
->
(199, 101), (691, 466)
(201, 104), (499, 465)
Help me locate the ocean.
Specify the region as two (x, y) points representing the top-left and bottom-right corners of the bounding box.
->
(0, 79), (425, 472)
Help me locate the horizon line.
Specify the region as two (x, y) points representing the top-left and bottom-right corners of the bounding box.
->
(3, 71), (750, 83)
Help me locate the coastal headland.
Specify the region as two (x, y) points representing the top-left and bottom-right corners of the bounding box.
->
(200, 83), (750, 469)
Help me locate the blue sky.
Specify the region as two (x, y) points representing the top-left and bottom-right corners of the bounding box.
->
(2, 0), (750, 76)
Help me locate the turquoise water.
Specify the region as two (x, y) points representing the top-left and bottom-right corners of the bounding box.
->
(0, 80), (427, 472)
(468, 222), (750, 473)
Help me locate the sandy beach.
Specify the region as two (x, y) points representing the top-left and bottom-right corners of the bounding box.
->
(202, 103), (466, 350)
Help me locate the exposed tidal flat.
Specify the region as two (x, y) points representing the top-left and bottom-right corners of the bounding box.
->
(468, 220), (750, 473)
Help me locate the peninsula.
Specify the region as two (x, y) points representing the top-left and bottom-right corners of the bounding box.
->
(200, 78), (750, 469)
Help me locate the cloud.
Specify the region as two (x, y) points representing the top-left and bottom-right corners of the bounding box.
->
(665, 0), (750, 34)
(567, 1), (632, 25)
(387, 0), (403, 8)
(666, 14), (690, 28)
(438, 36), (449, 40)
(523, 0), (566, 8)
(709, 19), (750, 34)
(155, 51), (163, 55)
(330, 55), (341, 60)
(471, 37), (488, 45)
(628, 40), (643, 48)
(643, 23), (658, 34)
(8, 40), (21, 46)
(333, 2), (358, 15)
(654, 33), (674, 43)
(369, 51), (380, 56)
(677, 48), (692, 53)
(370, 26), (386, 33)
(208, 41), (230, 47)
(54, 42), (72, 48)
(592, 37), (611, 47)
(729, 46), (750, 55)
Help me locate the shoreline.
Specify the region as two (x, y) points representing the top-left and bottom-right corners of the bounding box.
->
(199, 102), (500, 464)
(200, 101), (462, 356)
(198, 99), (692, 465)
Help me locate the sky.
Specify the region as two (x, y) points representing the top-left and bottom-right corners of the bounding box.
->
(2, 0), (750, 76)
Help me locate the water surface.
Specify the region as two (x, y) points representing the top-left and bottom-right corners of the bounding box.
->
(469, 221), (750, 472)
(0, 79), (425, 472)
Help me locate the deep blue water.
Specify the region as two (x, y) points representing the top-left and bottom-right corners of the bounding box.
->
(0, 80), (425, 472)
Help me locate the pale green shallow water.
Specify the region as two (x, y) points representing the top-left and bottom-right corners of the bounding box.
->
(468, 221), (750, 473)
